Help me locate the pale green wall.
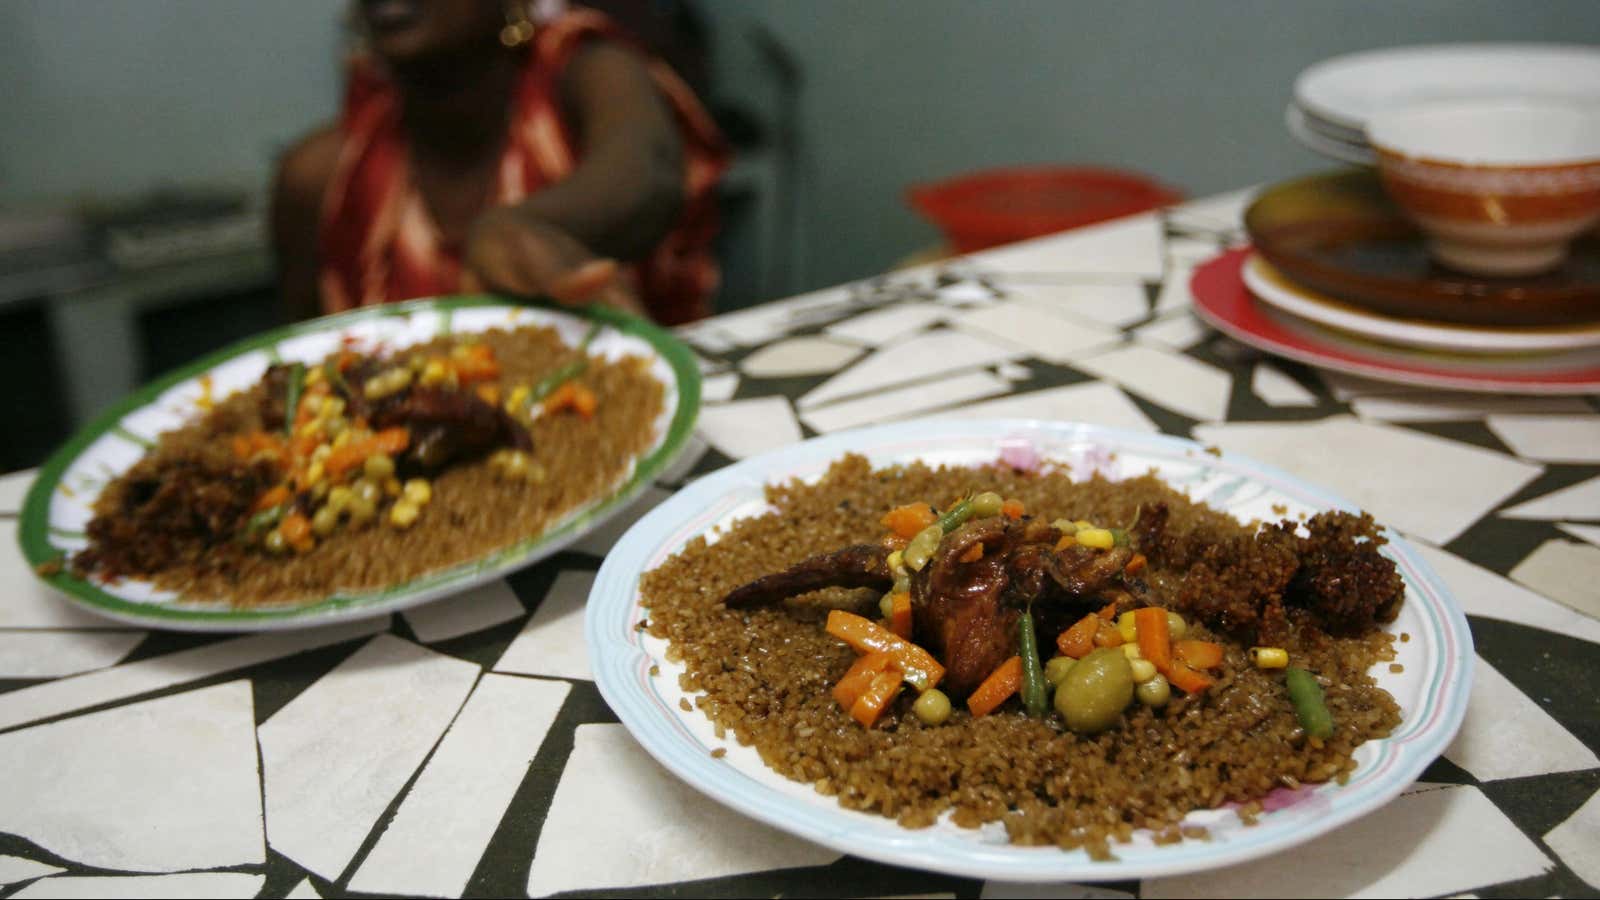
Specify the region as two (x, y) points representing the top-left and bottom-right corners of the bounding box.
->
(699, 1), (1600, 291)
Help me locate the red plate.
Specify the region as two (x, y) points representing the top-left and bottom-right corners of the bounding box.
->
(1191, 247), (1600, 394)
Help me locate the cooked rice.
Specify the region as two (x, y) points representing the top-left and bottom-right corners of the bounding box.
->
(642, 455), (1401, 857)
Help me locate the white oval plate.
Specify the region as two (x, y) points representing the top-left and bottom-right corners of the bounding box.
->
(1244, 252), (1600, 354)
(587, 418), (1474, 882)
(1295, 43), (1600, 133)
(20, 296), (701, 631)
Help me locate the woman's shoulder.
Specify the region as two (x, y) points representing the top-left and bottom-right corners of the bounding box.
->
(275, 123), (343, 206)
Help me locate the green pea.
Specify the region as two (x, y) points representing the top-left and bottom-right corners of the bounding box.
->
(970, 491), (1004, 518)
(912, 689), (952, 725)
(363, 453), (396, 481)
(1044, 656), (1077, 686)
(347, 495), (377, 526)
(1136, 673), (1172, 707)
(879, 593), (895, 619)
(311, 506), (339, 538)
(1054, 647), (1134, 734)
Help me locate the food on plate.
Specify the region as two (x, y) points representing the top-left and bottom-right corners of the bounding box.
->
(641, 454), (1404, 856)
(70, 324), (662, 606)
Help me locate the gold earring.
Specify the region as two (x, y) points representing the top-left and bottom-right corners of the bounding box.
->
(500, 1), (536, 48)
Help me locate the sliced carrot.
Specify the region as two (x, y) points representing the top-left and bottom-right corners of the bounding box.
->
(474, 383), (502, 406)
(1097, 600), (1119, 620)
(371, 426), (410, 455)
(543, 382), (598, 419)
(850, 669), (905, 728)
(1001, 498), (1025, 520)
(253, 484), (291, 513)
(966, 656), (1023, 717)
(1174, 639), (1225, 669)
(1124, 553), (1148, 576)
(1166, 660), (1215, 695)
(958, 542), (985, 564)
(833, 651), (893, 710)
(1056, 613), (1100, 659)
(1053, 533), (1077, 551)
(324, 426), (410, 481)
(880, 502), (937, 539)
(280, 513), (313, 553)
(825, 610), (944, 691)
(888, 591), (913, 639)
(1134, 607), (1173, 672)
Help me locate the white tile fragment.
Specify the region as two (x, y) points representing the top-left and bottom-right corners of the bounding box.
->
(704, 285), (855, 346)
(1351, 394), (1590, 423)
(739, 336), (863, 378)
(1153, 264), (1196, 313)
(969, 214), (1164, 280)
(259, 634), (479, 880)
(1193, 416), (1542, 545)
(1500, 474), (1600, 521)
(495, 570), (595, 681)
(1166, 187), (1257, 234)
(1557, 521), (1600, 548)
(1166, 236), (1223, 265)
(10, 874), (263, 899)
(1485, 414), (1600, 463)
(1078, 344), (1233, 422)
(402, 579), (525, 643)
(570, 486), (674, 556)
(983, 883), (1133, 899)
(0, 681), (262, 873)
(1509, 539), (1600, 620)
(1135, 309), (1211, 350)
(701, 372), (740, 403)
(996, 362), (1033, 382)
(823, 303), (948, 347)
(938, 382), (1158, 434)
(1444, 655), (1599, 780)
(1251, 363), (1318, 407)
(0, 616), (387, 732)
(527, 724), (837, 896)
(284, 879), (323, 900)
(799, 371), (1011, 434)
(1409, 541), (1600, 644)
(950, 301), (1122, 363)
(934, 281), (998, 304)
(798, 330), (1021, 409)
(697, 396), (802, 460)
(350, 675), (570, 898)
(1545, 785), (1600, 889)
(1007, 282), (1150, 329)
(0, 631), (145, 678)
(0, 855), (63, 885)
(0, 521), (119, 629)
(1140, 784), (1549, 899)
(0, 468), (35, 514)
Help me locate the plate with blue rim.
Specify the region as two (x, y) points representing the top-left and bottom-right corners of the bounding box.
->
(586, 417), (1472, 882)
(19, 296), (700, 631)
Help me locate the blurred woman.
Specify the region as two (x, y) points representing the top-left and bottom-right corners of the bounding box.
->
(272, 0), (726, 325)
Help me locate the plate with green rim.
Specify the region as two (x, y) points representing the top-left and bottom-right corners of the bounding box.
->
(17, 296), (701, 631)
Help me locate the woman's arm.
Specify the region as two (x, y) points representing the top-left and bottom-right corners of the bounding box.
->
(465, 40), (685, 303)
(270, 123), (342, 322)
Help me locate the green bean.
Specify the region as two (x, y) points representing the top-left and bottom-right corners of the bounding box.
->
(323, 361), (352, 400)
(244, 503), (288, 535)
(935, 498), (974, 533)
(1285, 666), (1334, 739)
(281, 362), (305, 437)
(1018, 612), (1049, 718)
(528, 323), (603, 403)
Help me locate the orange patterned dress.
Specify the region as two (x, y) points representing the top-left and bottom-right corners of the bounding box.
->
(317, 10), (727, 325)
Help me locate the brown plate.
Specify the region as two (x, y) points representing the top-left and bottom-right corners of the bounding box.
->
(1244, 169), (1600, 327)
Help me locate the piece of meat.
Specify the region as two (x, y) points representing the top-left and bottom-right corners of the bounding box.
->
(721, 544), (892, 609)
(371, 387), (532, 470)
(912, 517), (1020, 697)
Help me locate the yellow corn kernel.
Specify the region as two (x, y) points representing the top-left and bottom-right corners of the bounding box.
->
(1074, 519), (1094, 530)
(1250, 647), (1289, 669)
(1129, 658), (1158, 683)
(505, 384), (531, 414)
(1077, 527), (1115, 550)
(311, 444), (332, 464)
(1121, 642), (1143, 660)
(886, 549), (905, 577)
(389, 500), (420, 528)
(402, 478), (432, 506)
(304, 461), (326, 486)
(305, 365), (324, 385)
(1117, 611), (1138, 643)
(420, 358), (450, 387)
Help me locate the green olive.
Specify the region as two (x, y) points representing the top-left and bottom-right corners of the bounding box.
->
(354, 478), (382, 505)
(363, 453), (396, 481)
(326, 485), (353, 515)
(1054, 647), (1134, 734)
(311, 505), (339, 537)
(1044, 656), (1077, 686)
(912, 689), (952, 725)
(347, 495), (377, 526)
(263, 530), (288, 554)
(1136, 673), (1172, 708)
(970, 491), (1004, 518)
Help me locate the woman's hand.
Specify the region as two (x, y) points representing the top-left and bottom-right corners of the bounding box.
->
(463, 207), (647, 317)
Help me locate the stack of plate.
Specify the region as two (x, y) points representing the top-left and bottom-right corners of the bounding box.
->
(1189, 170), (1600, 394)
(1287, 43), (1600, 166)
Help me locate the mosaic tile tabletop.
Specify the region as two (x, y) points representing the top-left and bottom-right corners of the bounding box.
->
(1, 191), (1597, 899)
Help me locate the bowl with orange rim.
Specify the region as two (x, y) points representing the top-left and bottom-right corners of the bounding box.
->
(1367, 98), (1600, 278)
